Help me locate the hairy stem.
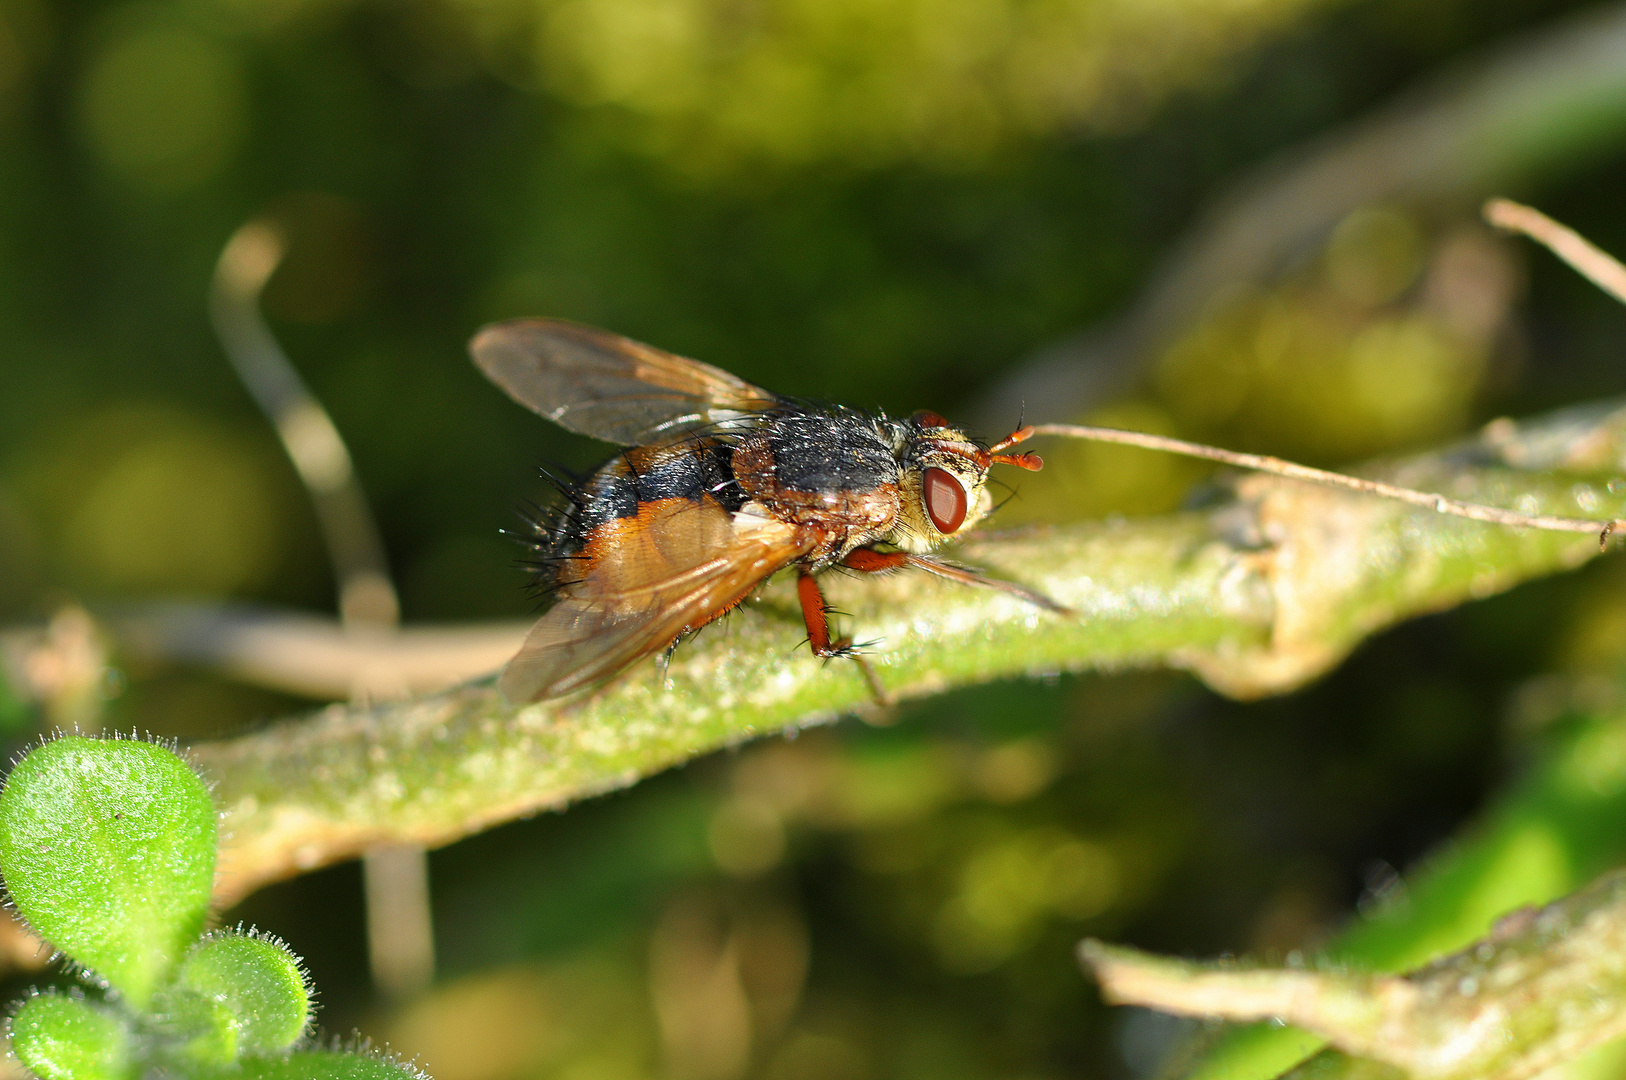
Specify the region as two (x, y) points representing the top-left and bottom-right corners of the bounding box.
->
(1084, 868), (1626, 1080)
(192, 398), (1626, 906)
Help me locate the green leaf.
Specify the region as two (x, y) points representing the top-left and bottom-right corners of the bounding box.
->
(174, 930), (311, 1056)
(0, 736), (216, 1007)
(156, 987), (238, 1066)
(8, 993), (133, 1080)
(236, 1049), (428, 1079)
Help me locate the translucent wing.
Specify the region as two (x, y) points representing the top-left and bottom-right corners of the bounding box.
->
(470, 318), (782, 445)
(500, 498), (814, 702)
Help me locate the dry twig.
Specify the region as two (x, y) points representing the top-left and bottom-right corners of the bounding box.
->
(1485, 198), (1626, 307)
(1029, 424), (1626, 550)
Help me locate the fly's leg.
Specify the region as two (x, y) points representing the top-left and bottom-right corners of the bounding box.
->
(796, 570), (851, 657)
(847, 546), (1066, 612)
(840, 548), (909, 573)
(833, 549), (909, 710)
(797, 570), (891, 708)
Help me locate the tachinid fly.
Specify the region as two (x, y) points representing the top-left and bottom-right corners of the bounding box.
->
(471, 319), (1061, 703)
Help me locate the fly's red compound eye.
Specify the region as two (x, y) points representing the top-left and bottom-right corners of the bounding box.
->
(923, 467), (967, 533)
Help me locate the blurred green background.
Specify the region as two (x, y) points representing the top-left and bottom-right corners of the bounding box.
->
(5, 0), (1626, 1076)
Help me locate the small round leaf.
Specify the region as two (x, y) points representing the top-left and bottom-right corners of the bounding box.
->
(0, 737), (216, 1007)
(9, 993), (133, 1080)
(177, 931), (310, 1055)
(157, 987), (239, 1065)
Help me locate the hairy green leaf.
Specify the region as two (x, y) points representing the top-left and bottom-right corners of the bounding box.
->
(0, 737), (216, 1007)
(8, 993), (133, 1080)
(161, 991), (239, 1066)
(173, 931), (310, 1056)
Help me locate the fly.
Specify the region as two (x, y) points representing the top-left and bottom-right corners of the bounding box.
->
(470, 319), (1061, 703)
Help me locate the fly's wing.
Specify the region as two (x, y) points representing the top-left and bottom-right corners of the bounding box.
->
(500, 498), (814, 702)
(470, 318), (782, 445)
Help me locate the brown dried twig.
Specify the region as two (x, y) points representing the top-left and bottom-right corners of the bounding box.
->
(1028, 424), (1626, 550)
(211, 223), (400, 633)
(1485, 197), (1626, 307)
(1029, 200), (1626, 552)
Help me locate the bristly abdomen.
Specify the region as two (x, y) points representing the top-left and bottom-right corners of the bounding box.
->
(528, 438), (744, 593)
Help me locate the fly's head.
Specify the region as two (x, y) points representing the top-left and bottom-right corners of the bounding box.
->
(885, 412), (1042, 554)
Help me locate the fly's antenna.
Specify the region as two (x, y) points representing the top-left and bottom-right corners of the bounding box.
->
(986, 425), (1043, 471)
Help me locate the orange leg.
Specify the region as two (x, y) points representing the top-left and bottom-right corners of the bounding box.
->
(797, 571), (850, 657)
(798, 568), (892, 708)
(851, 548), (1070, 614)
(841, 548), (909, 573)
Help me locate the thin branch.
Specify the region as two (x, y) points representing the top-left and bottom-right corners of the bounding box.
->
(107, 602), (526, 701)
(1485, 197), (1626, 307)
(211, 223), (400, 631)
(1082, 869), (1626, 1080)
(185, 398), (1626, 907)
(1029, 424), (1626, 549)
(1174, 676), (1626, 1080)
(1027, 196), (1626, 549)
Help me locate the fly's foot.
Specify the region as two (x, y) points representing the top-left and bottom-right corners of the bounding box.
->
(815, 636), (859, 660)
(813, 639), (893, 710)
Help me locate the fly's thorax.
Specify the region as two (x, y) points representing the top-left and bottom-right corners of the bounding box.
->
(761, 411), (899, 492)
(884, 423), (993, 554)
(729, 413), (903, 536)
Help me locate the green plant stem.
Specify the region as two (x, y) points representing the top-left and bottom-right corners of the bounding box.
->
(1171, 672), (1626, 1080)
(1084, 865), (1626, 1080)
(191, 399), (1626, 906)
